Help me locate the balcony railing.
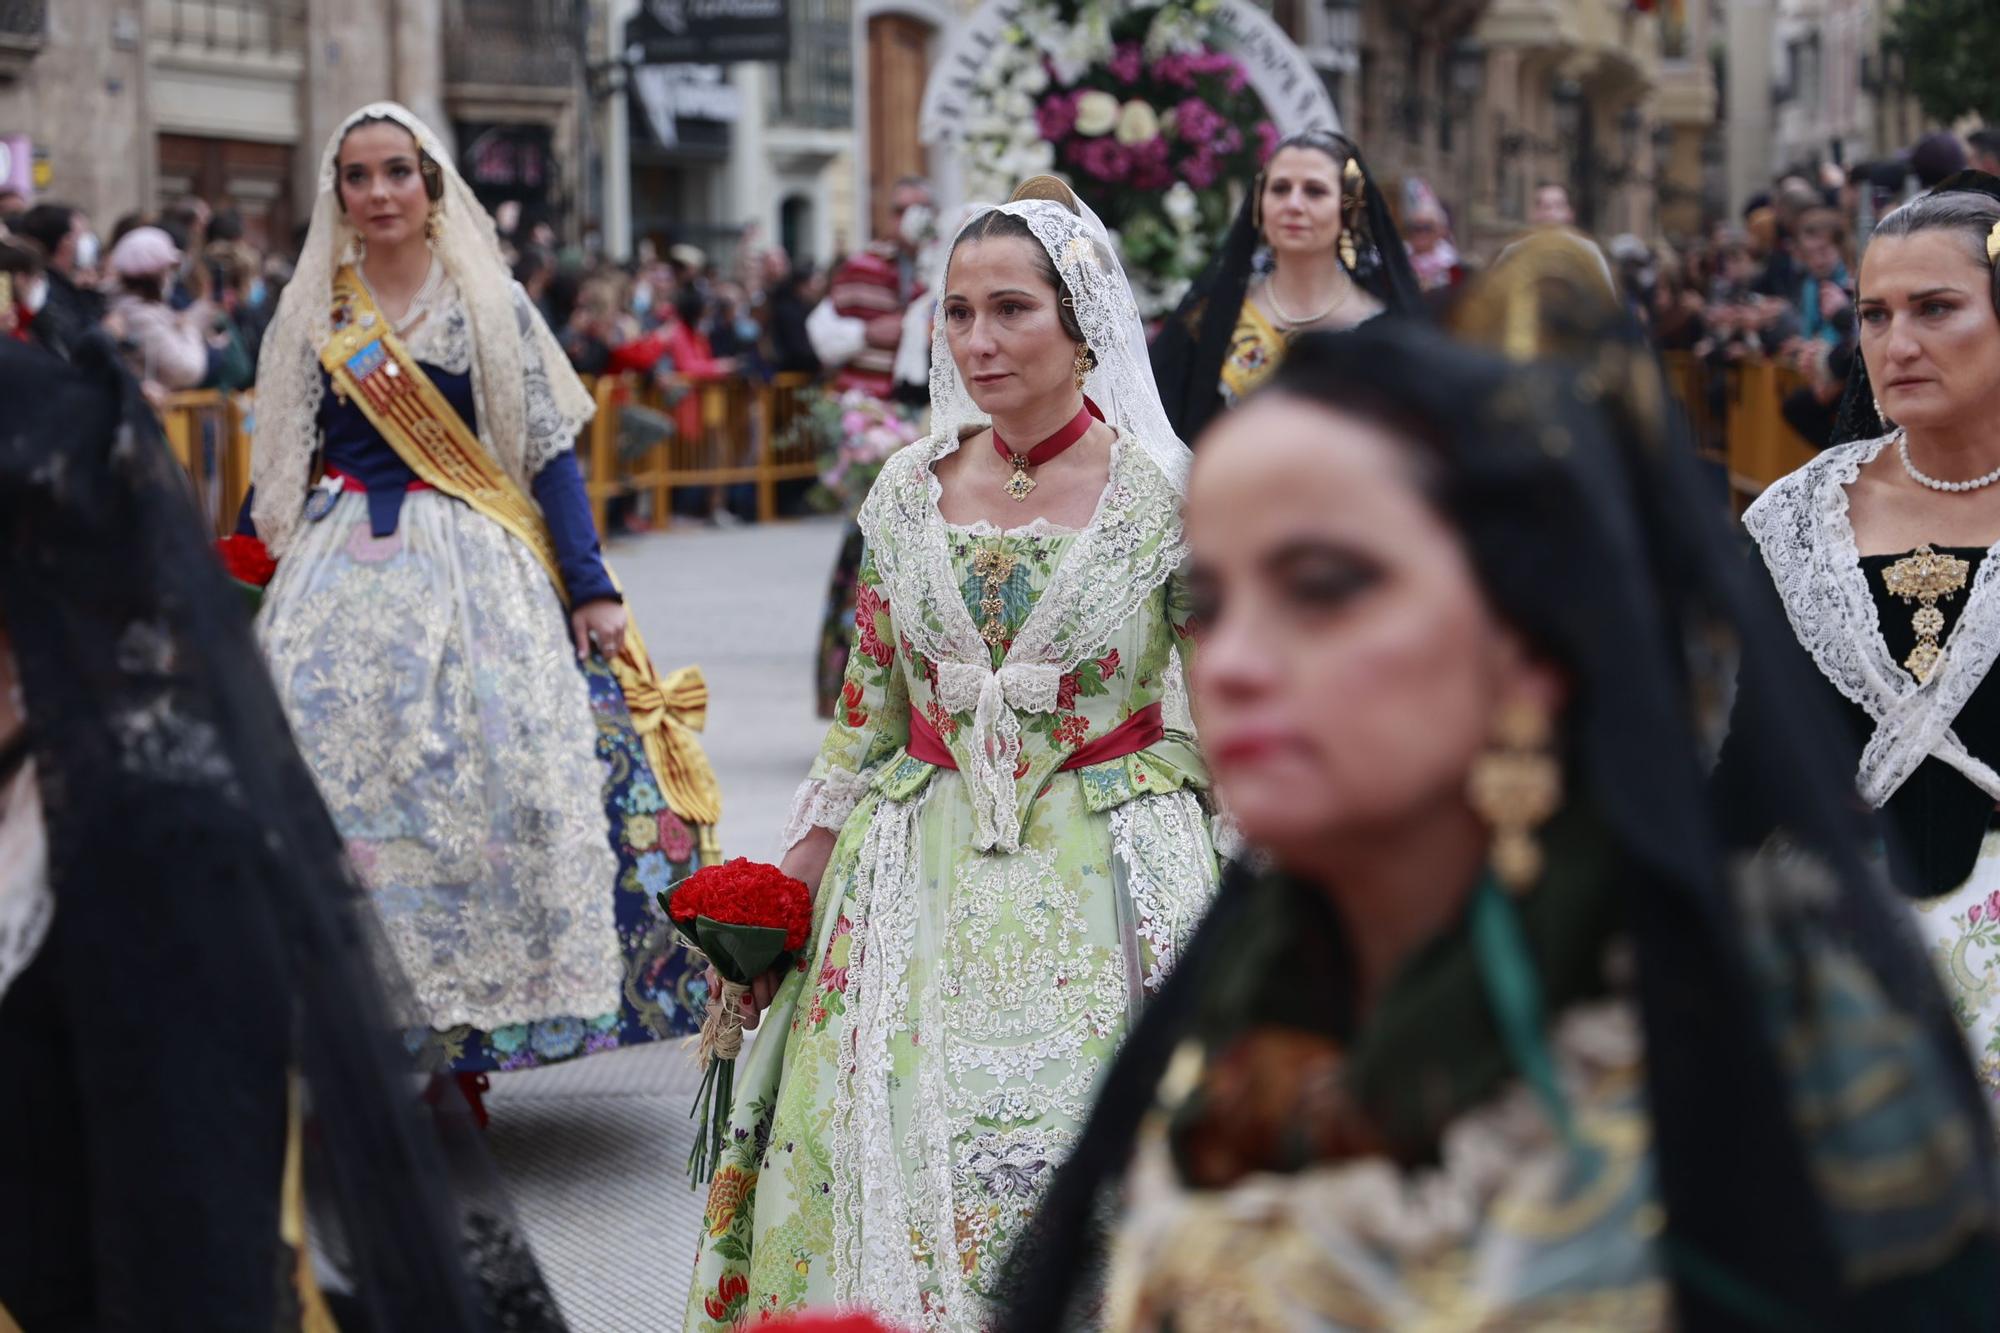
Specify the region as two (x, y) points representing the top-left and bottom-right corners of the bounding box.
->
(152, 0), (304, 56)
(445, 0), (578, 89)
(771, 0), (852, 129)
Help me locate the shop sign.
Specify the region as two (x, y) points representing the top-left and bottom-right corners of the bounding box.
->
(626, 0), (789, 65)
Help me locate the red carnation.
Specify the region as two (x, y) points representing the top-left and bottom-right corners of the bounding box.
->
(216, 534), (276, 587)
(666, 857), (811, 952)
(663, 857), (815, 1185)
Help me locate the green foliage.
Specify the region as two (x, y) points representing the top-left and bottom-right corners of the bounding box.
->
(1888, 0), (2000, 124)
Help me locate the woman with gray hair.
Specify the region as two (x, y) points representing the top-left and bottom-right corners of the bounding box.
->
(1735, 172), (2000, 1100)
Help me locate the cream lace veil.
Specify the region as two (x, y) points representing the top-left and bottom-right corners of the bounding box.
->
(927, 177), (1191, 494)
(251, 101), (593, 556)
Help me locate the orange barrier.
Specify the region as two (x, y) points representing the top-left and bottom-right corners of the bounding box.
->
(159, 389), (253, 537)
(1659, 352), (1814, 506)
(165, 371), (826, 542)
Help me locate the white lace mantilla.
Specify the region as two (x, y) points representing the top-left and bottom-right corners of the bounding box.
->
(1743, 432), (2000, 807)
(856, 430), (1187, 851)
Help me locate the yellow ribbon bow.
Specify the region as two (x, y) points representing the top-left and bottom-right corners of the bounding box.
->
(612, 627), (723, 826)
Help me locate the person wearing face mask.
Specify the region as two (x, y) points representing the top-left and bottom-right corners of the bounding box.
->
(11, 203), (102, 362)
(243, 103), (720, 1112)
(684, 176), (1220, 1331)
(1734, 172), (2000, 1106)
(1150, 130), (1422, 447)
(0, 239), (48, 348)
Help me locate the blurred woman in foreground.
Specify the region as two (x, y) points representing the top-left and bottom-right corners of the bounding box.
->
(1003, 273), (2000, 1330)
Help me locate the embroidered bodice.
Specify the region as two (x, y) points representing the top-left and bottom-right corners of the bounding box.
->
(1740, 434), (2000, 894)
(788, 430), (1202, 854)
(1219, 299), (1286, 407)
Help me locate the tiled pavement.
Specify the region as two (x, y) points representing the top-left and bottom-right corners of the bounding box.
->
(485, 515), (846, 1332)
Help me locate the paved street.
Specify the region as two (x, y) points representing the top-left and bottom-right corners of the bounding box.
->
(485, 515), (847, 1332)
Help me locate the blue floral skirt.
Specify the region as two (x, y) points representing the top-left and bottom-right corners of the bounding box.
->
(408, 657), (710, 1073)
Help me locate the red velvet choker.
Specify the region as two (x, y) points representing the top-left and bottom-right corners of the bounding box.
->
(991, 398), (1102, 501)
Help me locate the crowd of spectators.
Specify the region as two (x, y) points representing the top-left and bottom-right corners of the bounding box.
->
(1606, 126), (2000, 450)
(0, 191), (837, 419)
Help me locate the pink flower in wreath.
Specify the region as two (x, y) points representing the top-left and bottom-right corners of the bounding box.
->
(1110, 41), (1143, 83)
(854, 580), (895, 667)
(1173, 97), (1227, 147)
(1183, 148), (1222, 190)
(1036, 92), (1078, 142)
(1255, 119), (1280, 162)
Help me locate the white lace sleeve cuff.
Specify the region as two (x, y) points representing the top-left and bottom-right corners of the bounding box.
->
(781, 765), (872, 852)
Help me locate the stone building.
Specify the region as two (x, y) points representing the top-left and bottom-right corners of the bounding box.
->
(0, 0), (583, 254)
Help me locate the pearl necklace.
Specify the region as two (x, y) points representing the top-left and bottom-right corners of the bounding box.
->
(1897, 430), (2000, 494)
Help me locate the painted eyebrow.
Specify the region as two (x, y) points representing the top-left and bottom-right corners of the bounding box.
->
(942, 288), (1040, 302)
(1859, 286), (1968, 304)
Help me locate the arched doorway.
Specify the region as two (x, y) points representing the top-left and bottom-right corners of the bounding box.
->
(780, 193), (815, 266)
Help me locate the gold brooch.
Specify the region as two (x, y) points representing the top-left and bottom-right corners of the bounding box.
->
(1882, 544), (1970, 683)
(972, 546), (1019, 647)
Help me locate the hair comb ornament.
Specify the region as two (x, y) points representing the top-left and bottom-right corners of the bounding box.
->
(1010, 174), (1083, 215)
(1987, 218), (2000, 265)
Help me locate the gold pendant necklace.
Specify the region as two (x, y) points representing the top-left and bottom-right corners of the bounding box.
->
(973, 546), (1019, 647)
(1881, 544), (1970, 683)
(1003, 457), (1036, 502)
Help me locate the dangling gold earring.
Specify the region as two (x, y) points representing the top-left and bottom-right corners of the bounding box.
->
(1073, 345), (1092, 393)
(1468, 698), (1562, 894)
(1338, 158), (1364, 270)
(424, 205), (442, 242)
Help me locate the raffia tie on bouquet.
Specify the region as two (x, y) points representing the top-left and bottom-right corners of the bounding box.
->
(699, 978), (750, 1065)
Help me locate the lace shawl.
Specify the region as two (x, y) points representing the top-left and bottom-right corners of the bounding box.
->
(1742, 431), (2000, 807)
(252, 102), (593, 557)
(854, 427), (1187, 852)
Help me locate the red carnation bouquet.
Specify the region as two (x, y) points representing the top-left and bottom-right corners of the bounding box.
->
(661, 857), (812, 1183)
(214, 534), (276, 614)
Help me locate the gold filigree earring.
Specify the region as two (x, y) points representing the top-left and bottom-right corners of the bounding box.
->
(424, 204), (442, 242)
(1073, 345), (1093, 392)
(1468, 699), (1562, 893)
(1338, 158), (1364, 270)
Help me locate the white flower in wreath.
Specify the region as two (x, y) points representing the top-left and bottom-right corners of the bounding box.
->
(1115, 99), (1161, 146)
(1003, 88), (1035, 119)
(1017, 60), (1050, 95)
(1074, 90), (1121, 137)
(1163, 181), (1200, 228)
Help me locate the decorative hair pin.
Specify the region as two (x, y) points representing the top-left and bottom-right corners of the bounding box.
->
(1987, 218), (2000, 265)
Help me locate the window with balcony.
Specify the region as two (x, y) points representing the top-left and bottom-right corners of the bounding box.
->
(445, 0), (578, 90)
(772, 0), (852, 129)
(151, 0), (304, 56)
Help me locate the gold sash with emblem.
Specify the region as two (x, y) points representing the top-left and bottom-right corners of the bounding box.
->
(321, 265), (720, 825)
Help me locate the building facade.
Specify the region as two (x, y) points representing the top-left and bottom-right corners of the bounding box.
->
(0, 0), (584, 255)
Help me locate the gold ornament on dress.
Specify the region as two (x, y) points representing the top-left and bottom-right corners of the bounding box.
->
(1882, 544), (1970, 683)
(973, 546), (1019, 646)
(1468, 699), (1563, 894)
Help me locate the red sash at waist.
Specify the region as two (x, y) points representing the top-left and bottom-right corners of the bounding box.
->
(324, 465), (434, 494)
(906, 700), (1164, 773)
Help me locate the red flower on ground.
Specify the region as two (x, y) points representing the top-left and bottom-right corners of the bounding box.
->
(215, 534), (276, 587)
(667, 858), (812, 951)
(841, 679), (869, 729)
(854, 581), (895, 667)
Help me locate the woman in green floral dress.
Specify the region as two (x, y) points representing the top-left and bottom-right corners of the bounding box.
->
(683, 178), (1220, 1331)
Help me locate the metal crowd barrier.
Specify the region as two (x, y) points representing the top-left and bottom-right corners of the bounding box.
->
(159, 370), (823, 540)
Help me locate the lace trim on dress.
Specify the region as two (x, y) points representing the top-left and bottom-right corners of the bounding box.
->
(944, 516), (1085, 539)
(780, 766), (874, 853)
(0, 759), (52, 1008)
(1743, 432), (2000, 806)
